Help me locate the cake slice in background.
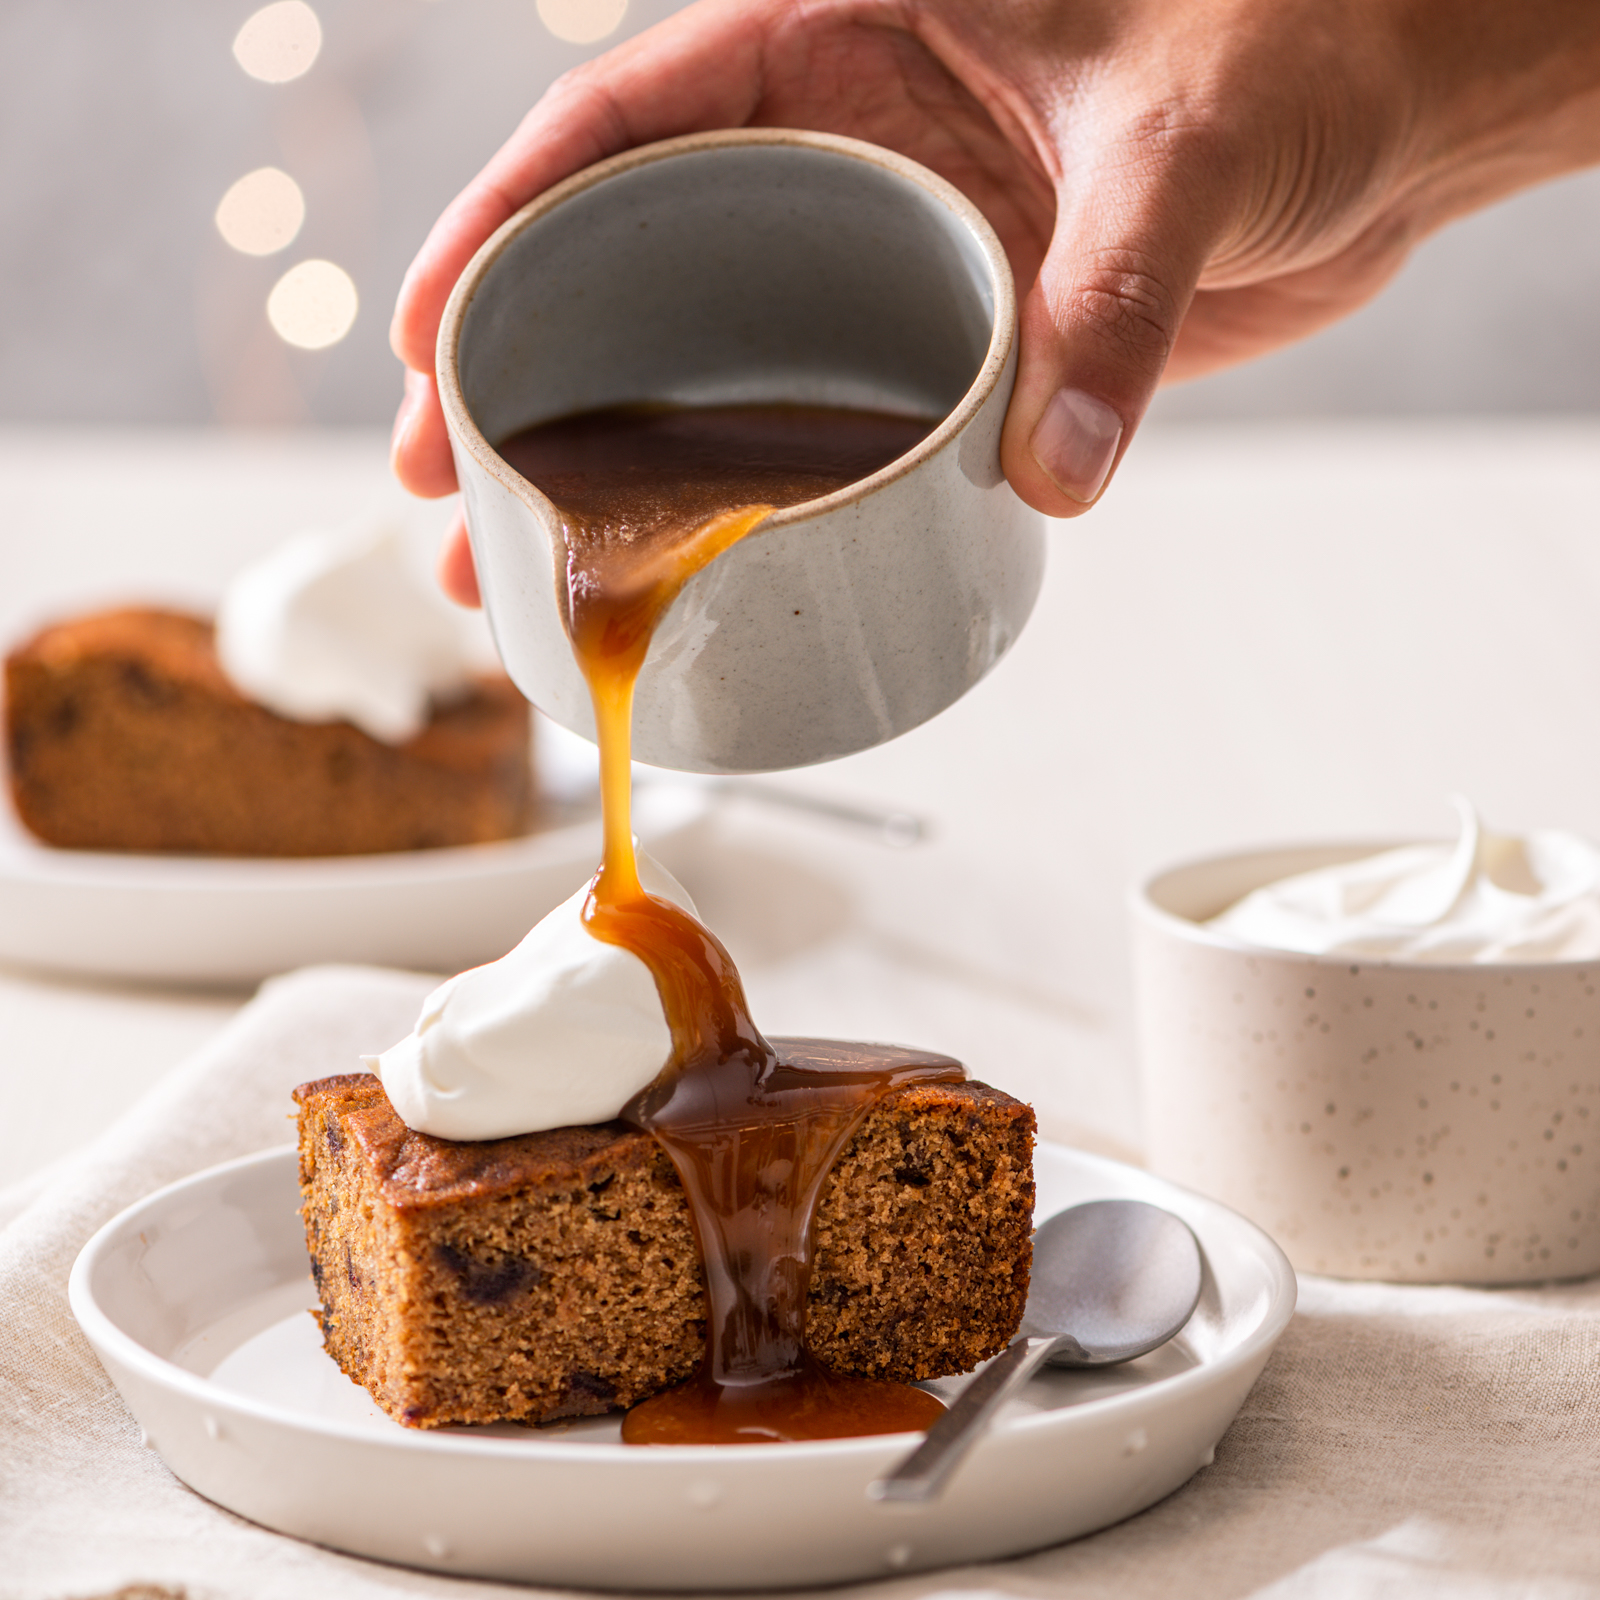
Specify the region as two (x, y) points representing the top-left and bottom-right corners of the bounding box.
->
(5, 608), (532, 855)
(2, 523), (536, 856)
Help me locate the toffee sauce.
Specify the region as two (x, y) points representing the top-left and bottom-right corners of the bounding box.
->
(498, 405), (962, 1444)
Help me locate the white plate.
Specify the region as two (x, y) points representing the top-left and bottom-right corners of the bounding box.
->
(0, 783), (709, 985)
(70, 1140), (1296, 1589)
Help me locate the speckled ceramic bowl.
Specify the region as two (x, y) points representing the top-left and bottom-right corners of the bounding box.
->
(437, 129), (1041, 775)
(1133, 844), (1600, 1284)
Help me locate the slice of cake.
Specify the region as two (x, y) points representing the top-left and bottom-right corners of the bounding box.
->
(294, 1072), (1035, 1429)
(4, 608), (534, 856)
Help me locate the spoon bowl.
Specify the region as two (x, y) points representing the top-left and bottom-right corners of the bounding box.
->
(1023, 1198), (1205, 1365)
(869, 1198), (1203, 1502)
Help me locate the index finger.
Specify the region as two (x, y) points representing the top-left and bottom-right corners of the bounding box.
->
(389, 0), (770, 373)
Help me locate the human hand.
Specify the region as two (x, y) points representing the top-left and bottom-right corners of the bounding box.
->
(392, 0), (1600, 605)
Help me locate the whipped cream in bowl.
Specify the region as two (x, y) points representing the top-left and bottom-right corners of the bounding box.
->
(1206, 798), (1600, 964)
(216, 521), (478, 743)
(371, 848), (695, 1140)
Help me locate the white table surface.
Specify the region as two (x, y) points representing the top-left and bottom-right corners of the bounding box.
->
(2, 419), (1598, 1192)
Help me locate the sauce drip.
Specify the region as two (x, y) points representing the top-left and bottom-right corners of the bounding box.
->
(498, 405), (962, 1443)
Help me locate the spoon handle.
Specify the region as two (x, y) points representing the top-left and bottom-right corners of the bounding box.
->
(713, 777), (928, 847)
(868, 1335), (1058, 1503)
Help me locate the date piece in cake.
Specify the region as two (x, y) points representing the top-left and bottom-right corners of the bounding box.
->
(294, 1072), (1035, 1430)
(4, 607), (534, 855)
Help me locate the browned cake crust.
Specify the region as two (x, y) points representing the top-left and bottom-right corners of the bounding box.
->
(4, 607), (535, 855)
(294, 1072), (1035, 1429)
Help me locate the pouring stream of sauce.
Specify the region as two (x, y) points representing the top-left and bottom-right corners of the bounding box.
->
(499, 406), (961, 1443)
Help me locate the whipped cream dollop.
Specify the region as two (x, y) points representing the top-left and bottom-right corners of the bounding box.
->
(371, 850), (696, 1139)
(216, 522), (476, 743)
(1208, 798), (1600, 963)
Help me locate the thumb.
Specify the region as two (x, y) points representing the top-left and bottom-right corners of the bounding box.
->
(1001, 174), (1212, 517)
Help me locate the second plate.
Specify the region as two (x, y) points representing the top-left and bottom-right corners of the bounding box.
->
(0, 783), (710, 985)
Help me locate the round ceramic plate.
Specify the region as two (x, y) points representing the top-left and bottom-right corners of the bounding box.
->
(70, 1140), (1295, 1589)
(0, 783), (709, 985)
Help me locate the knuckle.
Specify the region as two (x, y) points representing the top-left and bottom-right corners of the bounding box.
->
(533, 65), (632, 162)
(1061, 250), (1184, 367)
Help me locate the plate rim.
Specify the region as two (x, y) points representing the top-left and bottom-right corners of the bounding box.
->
(69, 1137), (1297, 1464)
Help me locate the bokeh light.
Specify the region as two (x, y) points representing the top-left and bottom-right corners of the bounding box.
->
(233, 2), (323, 84)
(266, 260), (358, 349)
(215, 168), (306, 256)
(536, 0), (628, 45)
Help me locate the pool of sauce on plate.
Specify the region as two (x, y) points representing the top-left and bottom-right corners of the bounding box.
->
(498, 404), (961, 1445)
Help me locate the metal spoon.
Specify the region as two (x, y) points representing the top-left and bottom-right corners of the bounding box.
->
(711, 777), (928, 848)
(869, 1199), (1204, 1502)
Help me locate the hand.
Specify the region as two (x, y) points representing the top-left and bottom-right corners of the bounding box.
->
(391, 0), (1600, 605)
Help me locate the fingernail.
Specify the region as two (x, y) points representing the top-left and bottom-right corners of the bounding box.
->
(1030, 388), (1124, 504)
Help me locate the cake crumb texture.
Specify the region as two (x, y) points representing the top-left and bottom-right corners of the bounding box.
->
(294, 1072), (1035, 1429)
(4, 607), (534, 855)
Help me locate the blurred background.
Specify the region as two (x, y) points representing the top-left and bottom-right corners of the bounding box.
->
(4, 0), (1600, 429)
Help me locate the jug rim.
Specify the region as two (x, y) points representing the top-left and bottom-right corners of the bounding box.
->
(435, 126), (1018, 531)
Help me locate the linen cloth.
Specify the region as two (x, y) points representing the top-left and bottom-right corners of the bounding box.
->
(5, 966), (1600, 1600)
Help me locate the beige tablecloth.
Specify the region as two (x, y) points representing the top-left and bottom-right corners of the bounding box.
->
(5, 966), (1600, 1600)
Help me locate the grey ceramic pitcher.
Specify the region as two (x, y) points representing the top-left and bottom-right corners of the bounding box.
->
(437, 128), (1043, 774)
